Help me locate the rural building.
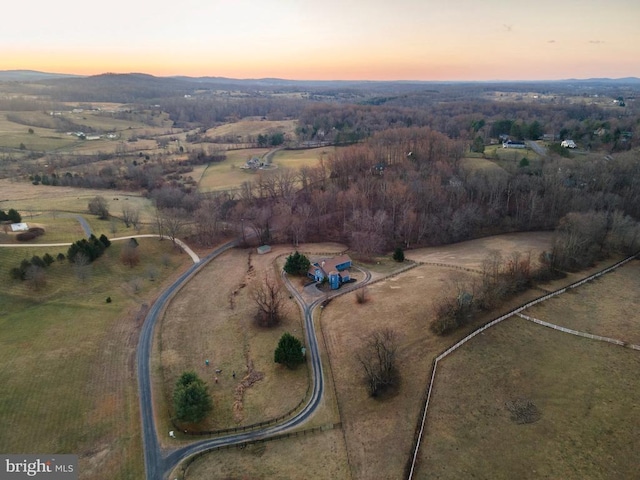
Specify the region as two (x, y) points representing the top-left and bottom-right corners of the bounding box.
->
(561, 139), (576, 148)
(10, 223), (29, 232)
(502, 140), (526, 149)
(257, 245), (271, 255)
(308, 254), (352, 289)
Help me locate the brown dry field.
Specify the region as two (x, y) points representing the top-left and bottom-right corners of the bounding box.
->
(418, 302), (640, 479)
(523, 259), (640, 345)
(182, 429), (350, 480)
(173, 232), (615, 479)
(156, 243), (347, 437)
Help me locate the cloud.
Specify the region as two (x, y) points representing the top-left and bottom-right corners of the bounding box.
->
(502, 24), (513, 32)
(589, 40), (604, 44)
(547, 40), (556, 43)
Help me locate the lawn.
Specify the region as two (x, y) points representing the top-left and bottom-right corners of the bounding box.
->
(196, 146), (336, 193)
(0, 237), (193, 479)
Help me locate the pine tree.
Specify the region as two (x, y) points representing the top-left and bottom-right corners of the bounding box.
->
(173, 371), (212, 424)
(274, 332), (305, 369)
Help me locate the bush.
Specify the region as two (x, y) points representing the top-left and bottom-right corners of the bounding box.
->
(392, 247), (405, 262)
(16, 231), (36, 241)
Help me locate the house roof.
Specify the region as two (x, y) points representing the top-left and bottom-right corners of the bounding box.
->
(308, 254), (352, 277)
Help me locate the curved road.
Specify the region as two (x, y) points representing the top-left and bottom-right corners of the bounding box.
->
(138, 246), (371, 479)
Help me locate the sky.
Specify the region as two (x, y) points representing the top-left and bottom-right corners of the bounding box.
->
(2, 0), (640, 81)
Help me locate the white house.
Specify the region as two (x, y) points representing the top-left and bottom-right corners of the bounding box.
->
(561, 140), (576, 149)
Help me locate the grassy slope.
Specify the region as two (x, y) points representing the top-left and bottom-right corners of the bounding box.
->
(0, 238), (192, 479)
(420, 312), (640, 479)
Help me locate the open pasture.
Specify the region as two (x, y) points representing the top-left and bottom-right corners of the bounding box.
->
(0, 179), (157, 227)
(205, 118), (297, 141)
(418, 311), (640, 479)
(0, 238), (192, 479)
(195, 148), (271, 191)
(182, 428), (350, 480)
(157, 245), (355, 434)
(196, 146), (333, 192)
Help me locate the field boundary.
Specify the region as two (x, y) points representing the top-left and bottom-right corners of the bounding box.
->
(177, 422), (342, 479)
(516, 312), (640, 350)
(406, 253), (639, 479)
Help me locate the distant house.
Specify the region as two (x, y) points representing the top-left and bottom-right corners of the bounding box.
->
(502, 140), (526, 149)
(308, 254), (352, 290)
(242, 157), (262, 170)
(561, 140), (576, 149)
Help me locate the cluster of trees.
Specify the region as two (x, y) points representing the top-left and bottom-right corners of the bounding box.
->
(88, 196), (110, 219)
(9, 253), (61, 290)
(358, 329), (399, 397)
(67, 234), (111, 264)
(431, 210), (640, 335)
(0, 208), (21, 223)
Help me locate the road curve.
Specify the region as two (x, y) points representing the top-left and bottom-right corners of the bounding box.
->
(138, 244), (372, 479)
(137, 240), (238, 480)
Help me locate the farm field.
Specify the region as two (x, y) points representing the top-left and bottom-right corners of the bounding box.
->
(156, 243), (352, 437)
(205, 118), (297, 141)
(417, 270), (640, 480)
(0, 179), (157, 227)
(195, 146), (333, 192)
(181, 428), (350, 480)
(180, 232), (617, 479)
(0, 236), (193, 479)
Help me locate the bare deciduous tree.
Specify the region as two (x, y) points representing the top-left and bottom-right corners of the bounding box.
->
(251, 275), (287, 327)
(358, 328), (399, 397)
(121, 204), (140, 229)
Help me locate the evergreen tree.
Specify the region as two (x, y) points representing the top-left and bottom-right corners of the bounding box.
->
(274, 332), (305, 369)
(393, 247), (405, 263)
(283, 251), (311, 276)
(173, 371), (212, 424)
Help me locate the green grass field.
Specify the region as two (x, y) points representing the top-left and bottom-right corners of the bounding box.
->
(0, 238), (192, 479)
(197, 147), (334, 192)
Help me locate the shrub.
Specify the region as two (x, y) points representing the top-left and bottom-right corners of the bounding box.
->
(392, 247), (405, 262)
(16, 231), (37, 242)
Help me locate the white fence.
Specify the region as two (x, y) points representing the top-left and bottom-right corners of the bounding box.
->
(407, 253), (638, 479)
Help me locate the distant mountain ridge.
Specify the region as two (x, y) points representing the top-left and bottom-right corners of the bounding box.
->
(0, 70), (83, 81)
(0, 69), (638, 85)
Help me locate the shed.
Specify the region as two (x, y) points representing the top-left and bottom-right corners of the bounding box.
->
(257, 245), (271, 255)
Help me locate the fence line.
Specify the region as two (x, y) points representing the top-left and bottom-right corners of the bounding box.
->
(406, 253), (638, 479)
(517, 313), (640, 350)
(178, 423), (342, 479)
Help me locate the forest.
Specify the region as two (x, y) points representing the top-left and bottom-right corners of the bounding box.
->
(2, 74), (640, 263)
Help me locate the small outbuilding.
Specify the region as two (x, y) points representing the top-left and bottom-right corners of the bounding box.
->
(10, 223), (29, 232)
(257, 245), (271, 255)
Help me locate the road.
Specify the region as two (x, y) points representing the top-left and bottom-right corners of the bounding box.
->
(138, 245), (371, 479)
(526, 140), (547, 157)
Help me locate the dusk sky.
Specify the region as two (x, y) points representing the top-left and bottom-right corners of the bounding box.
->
(3, 0), (639, 81)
